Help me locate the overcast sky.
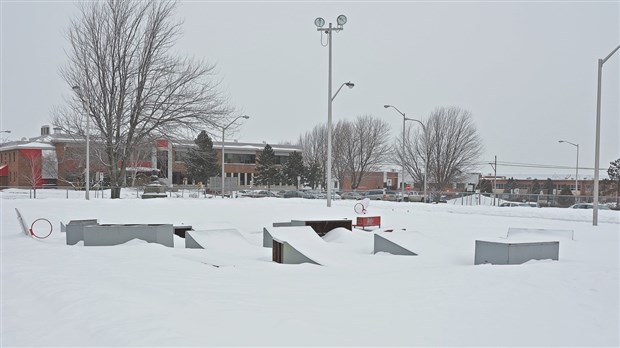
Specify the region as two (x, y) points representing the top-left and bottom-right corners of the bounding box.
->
(1, 1), (618, 177)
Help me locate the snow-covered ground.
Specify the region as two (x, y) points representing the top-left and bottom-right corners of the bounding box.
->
(1, 189), (619, 346)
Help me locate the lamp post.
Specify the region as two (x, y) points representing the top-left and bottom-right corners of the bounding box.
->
(72, 85), (90, 201)
(0, 130), (10, 144)
(384, 105), (427, 203)
(593, 44), (620, 226)
(315, 15), (353, 207)
(558, 140), (579, 201)
(221, 115), (249, 198)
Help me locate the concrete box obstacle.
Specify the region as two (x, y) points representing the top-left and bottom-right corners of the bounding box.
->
(267, 226), (325, 265)
(474, 240), (559, 265)
(173, 225), (194, 238)
(66, 219), (99, 245)
(264, 219), (352, 247)
(373, 233), (417, 256)
(83, 224), (174, 247)
(290, 219), (352, 236)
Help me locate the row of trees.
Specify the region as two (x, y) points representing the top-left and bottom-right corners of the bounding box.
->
(298, 107), (484, 192)
(183, 131), (307, 190)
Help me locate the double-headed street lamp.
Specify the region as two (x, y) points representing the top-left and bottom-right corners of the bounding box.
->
(0, 130), (10, 144)
(221, 115), (249, 198)
(384, 105), (427, 202)
(593, 44), (620, 226)
(72, 85), (90, 201)
(558, 140), (579, 200)
(315, 15), (353, 207)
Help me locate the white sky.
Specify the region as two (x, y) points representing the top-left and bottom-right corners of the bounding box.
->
(1, 1), (619, 176)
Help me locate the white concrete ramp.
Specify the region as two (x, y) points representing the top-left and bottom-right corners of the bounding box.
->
(185, 229), (269, 264)
(186, 229), (242, 249)
(267, 226), (350, 266)
(374, 233), (418, 256)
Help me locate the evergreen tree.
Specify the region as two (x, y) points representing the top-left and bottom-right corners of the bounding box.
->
(254, 144), (279, 190)
(542, 178), (555, 195)
(306, 161), (321, 190)
(531, 179), (541, 195)
(281, 151), (305, 188)
(504, 177), (517, 193)
(557, 186), (575, 207)
(185, 131), (219, 185)
(608, 158), (620, 208)
(478, 178), (492, 193)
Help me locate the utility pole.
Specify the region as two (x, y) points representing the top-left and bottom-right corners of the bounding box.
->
(489, 155), (497, 206)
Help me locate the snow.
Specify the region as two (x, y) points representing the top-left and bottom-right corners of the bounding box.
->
(1, 189), (619, 346)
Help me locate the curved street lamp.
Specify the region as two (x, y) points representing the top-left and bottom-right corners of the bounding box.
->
(221, 115), (249, 198)
(384, 105), (427, 202)
(593, 44), (620, 226)
(558, 140), (579, 201)
(315, 15), (353, 207)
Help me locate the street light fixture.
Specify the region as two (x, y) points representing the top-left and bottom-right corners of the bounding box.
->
(0, 130), (10, 133)
(593, 44), (620, 226)
(384, 105), (427, 203)
(72, 85), (90, 201)
(314, 15), (352, 207)
(558, 140), (579, 201)
(221, 115), (249, 198)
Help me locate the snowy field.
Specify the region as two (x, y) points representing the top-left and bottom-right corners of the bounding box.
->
(1, 189), (619, 346)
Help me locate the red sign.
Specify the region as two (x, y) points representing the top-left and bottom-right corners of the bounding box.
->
(156, 139), (168, 148)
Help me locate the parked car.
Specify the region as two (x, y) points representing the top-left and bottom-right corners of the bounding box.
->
(282, 190), (306, 198)
(384, 190), (399, 201)
(569, 203), (610, 210)
(500, 201), (540, 208)
(363, 189), (386, 200)
(403, 191), (424, 202)
(428, 193), (448, 203)
(236, 189), (252, 197)
(340, 191), (363, 200)
(247, 190), (279, 198)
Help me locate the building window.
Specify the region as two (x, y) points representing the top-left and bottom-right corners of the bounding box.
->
(224, 153), (256, 164)
(274, 155), (288, 165)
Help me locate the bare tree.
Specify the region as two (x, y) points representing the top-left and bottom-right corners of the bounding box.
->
(53, 0), (231, 198)
(299, 116), (390, 191)
(20, 150), (42, 198)
(341, 115), (391, 190)
(397, 106), (483, 192)
(298, 124), (327, 189)
(332, 119), (353, 189)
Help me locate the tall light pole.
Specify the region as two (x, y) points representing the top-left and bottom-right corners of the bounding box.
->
(315, 15), (353, 207)
(221, 115), (249, 198)
(593, 44), (620, 226)
(72, 85), (90, 201)
(558, 140), (579, 200)
(384, 105), (427, 203)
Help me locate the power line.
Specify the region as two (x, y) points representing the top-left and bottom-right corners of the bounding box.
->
(476, 160), (608, 171)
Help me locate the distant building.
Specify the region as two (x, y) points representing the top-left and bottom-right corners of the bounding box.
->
(0, 125), (301, 189)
